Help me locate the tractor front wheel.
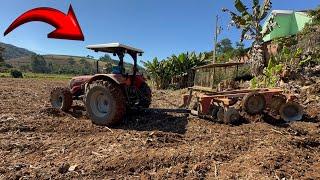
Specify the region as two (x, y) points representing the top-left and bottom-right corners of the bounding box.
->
(50, 87), (73, 112)
(85, 81), (126, 126)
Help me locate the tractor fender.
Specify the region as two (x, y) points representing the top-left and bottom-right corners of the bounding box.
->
(87, 74), (122, 85)
(85, 74), (123, 92)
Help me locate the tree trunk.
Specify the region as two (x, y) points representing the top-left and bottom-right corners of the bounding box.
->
(250, 40), (266, 76)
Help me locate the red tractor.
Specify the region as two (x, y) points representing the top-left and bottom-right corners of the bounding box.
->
(50, 43), (152, 126)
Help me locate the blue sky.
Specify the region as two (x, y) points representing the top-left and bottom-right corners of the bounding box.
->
(0, 0), (319, 64)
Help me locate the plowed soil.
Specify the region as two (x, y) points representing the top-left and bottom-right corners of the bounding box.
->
(0, 78), (319, 179)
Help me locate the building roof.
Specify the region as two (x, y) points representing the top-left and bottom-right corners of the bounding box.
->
(86, 43), (144, 54)
(262, 10), (312, 42)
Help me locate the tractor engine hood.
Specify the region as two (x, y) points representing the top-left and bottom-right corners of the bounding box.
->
(69, 75), (93, 89)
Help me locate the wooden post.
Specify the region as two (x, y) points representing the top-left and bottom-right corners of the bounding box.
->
(185, 89), (193, 109)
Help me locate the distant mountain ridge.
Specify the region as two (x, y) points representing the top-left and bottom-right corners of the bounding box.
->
(1, 42), (145, 73)
(0, 42), (35, 60)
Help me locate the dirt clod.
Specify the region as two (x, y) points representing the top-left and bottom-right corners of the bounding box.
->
(58, 163), (70, 174)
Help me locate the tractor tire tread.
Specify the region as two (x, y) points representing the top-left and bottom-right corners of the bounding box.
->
(85, 80), (126, 126)
(139, 82), (152, 108)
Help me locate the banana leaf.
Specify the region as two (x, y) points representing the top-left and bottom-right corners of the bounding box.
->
(235, 0), (248, 15)
(259, 0), (272, 20)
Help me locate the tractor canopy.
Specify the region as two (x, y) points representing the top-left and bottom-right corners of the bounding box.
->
(86, 43), (143, 75)
(86, 43), (144, 56)
(86, 43), (144, 86)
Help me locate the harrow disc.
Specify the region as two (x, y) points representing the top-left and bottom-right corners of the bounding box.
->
(242, 92), (266, 115)
(210, 105), (220, 118)
(224, 108), (240, 124)
(217, 108), (225, 122)
(280, 102), (303, 122)
(269, 94), (287, 113)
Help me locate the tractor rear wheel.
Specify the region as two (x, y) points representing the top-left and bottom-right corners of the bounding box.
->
(85, 81), (126, 126)
(138, 83), (152, 108)
(50, 87), (73, 112)
(242, 92), (266, 115)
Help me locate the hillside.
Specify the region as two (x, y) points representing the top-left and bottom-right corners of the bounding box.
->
(0, 42), (35, 60)
(7, 55), (145, 73)
(1, 42), (145, 74)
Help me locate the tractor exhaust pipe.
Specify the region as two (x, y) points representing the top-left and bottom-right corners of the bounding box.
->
(279, 102), (304, 122)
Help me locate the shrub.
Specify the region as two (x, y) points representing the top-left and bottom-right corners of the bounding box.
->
(31, 55), (50, 73)
(4, 63), (13, 68)
(10, 69), (23, 78)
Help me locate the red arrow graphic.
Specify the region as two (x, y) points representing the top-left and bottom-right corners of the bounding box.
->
(4, 5), (84, 41)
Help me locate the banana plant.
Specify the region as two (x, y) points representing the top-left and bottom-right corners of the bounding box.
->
(223, 0), (277, 76)
(143, 52), (209, 89)
(143, 57), (172, 89)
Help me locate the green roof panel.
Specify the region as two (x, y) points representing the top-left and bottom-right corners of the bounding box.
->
(262, 10), (312, 42)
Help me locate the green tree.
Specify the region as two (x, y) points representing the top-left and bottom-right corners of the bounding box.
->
(68, 57), (76, 66)
(223, 0), (275, 76)
(82, 61), (94, 75)
(216, 38), (234, 55)
(79, 58), (86, 64)
(31, 55), (50, 73)
(99, 54), (112, 62)
(20, 64), (30, 72)
(48, 62), (54, 72)
(215, 39), (236, 62)
(234, 42), (248, 61)
(103, 62), (113, 73)
(235, 42), (244, 49)
(86, 55), (94, 59)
